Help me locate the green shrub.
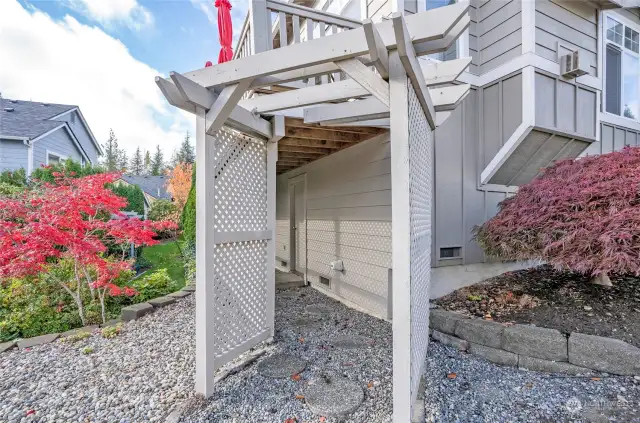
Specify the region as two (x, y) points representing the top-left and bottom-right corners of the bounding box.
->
(31, 159), (104, 183)
(148, 199), (179, 222)
(0, 277), (81, 342)
(182, 164), (196, 247)
(0, 168), (27, 186)
(130, 269), (177, 302)
(0, 182), (23, 197)
(110, 183), (145, 216)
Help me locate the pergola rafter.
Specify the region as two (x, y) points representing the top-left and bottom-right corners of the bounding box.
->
(155, 4), (470, 421)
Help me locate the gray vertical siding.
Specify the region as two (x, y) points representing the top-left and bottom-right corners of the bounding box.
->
(476, 0), (522, 73)
(584, 122), (640, 156)
(0, 139), (28, 172)
(534, 0), (598, 76)
(433, 87), (516, 268)
(33, 127), (84, 169)
(52, 110), (99, 164)
(534, 71), (597, 138)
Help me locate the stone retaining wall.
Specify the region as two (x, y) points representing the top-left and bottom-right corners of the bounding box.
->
(0, 284), (195, 354)
(430, 310), (640, 376)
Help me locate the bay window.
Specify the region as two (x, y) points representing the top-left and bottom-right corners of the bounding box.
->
(605, 15), (640, 121)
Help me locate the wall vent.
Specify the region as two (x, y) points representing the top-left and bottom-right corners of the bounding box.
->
(440, 246), (462, 259)
(319, 276), (331, 287)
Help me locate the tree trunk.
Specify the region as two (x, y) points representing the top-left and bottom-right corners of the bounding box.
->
(590, 273), (613, 286)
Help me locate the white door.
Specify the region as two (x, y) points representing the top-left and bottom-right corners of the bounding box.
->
(288, 175), (306, 275)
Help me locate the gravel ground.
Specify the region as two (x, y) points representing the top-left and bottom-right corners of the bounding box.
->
(2, 286), (639, 423)
(0, 296), (197, 423)
(424, 342), (640, 423)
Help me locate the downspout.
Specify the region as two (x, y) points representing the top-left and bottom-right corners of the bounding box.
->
(23, 139), (33, 176)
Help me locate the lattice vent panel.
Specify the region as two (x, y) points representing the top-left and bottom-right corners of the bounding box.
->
(213, 127), (268, 232)
(212, 240), (268, 357)
(211, 127), (270, 365)
(407, 81), (433, 402)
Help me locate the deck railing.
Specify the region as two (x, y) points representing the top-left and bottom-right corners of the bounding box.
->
(233, 0), (362, 85)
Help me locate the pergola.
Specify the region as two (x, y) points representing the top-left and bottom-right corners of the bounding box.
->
(156, 4), (470, 421)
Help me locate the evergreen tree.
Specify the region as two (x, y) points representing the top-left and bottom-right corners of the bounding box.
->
(129, 147), (144, 175)
(176, 132), (195, 164)
(144, 150), (152, 175)
(118, 149), (129, 172)
(101, 129), (120, 171)
(150, 145), (165, 176)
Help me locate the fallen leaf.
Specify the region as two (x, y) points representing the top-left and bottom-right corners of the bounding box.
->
(295, 395), (305, 400)
(525, 382), (533, 389)
(591, 377), (601, 381)
(320, 417), (327, 422)
(367, 381), (374, 388)
(447, 373), (457, 380)
(292, 374), (301, 381)
(284, 419), (297, 423)
(26, 410), (35, 416)
(298, 338), (305, 343)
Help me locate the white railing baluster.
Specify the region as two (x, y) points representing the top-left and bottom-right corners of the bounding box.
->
(278, 11), (287, 47)
(292, 15), (301, 44)
(306, 18), (315, 86)
(319, 22), (327, 84)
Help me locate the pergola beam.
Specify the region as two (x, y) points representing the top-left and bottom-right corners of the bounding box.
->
(239, 79), (368, 113)
(414, 15), (470, 56)
(206, 80), (253, 135)
(421, 57), (471, 87)
(183, 2), (469, 89)
(158, 75), (271, 139)
(304, 97), (388, 125)
(429, 84), (470, 112)
(363, 19), (389, 80)
(391, 12), (436, 129)
(335, 58), (390, 107)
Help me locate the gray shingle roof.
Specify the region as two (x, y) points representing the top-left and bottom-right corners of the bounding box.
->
(0, 98), (76, 140)
(120, 175), (172, 200)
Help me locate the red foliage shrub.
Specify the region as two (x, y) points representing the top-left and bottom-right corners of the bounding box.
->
(473, 146), (640, 277)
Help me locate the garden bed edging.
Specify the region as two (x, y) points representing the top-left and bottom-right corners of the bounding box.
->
(0, 284), (195, 354)
(429, 309), (640, 376)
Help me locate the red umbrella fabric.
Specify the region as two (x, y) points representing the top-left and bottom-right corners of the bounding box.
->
(215, 0), (233, 63)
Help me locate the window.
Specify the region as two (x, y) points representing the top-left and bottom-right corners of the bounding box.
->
(605, 15), (640, 120)
(439, 246), (462, 259)
(427, 0), (458, 61)
(47, 151), (67, 165)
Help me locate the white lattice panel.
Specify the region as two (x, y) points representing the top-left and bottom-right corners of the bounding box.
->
(214, 128), (268, 232)
(407, 83), (433, 401)
(211, 127), (270, 368)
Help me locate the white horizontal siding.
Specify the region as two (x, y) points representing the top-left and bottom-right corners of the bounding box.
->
(275, 133), (392, 317)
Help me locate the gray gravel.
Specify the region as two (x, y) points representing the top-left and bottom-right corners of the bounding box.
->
(2, 287), (639, 423)
(0, 296), (197, 423)
(424, 342), (640, 423)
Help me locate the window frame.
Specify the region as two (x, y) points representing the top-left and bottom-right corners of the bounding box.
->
(603, 11), (640, 123)
(46, 150), (68, 166)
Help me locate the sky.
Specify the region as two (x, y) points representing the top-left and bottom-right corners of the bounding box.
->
(0, 0), (249, 157)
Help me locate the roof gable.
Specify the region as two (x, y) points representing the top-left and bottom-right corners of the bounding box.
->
(120, 175), (172, 200)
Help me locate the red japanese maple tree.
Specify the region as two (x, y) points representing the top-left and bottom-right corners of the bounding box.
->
(0, 172), (176, 324)
(473, 146), (640, 285)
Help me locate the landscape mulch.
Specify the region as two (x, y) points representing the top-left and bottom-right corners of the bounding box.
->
(434, 265), (640, 348)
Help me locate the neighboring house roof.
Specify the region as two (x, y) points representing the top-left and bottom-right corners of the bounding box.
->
(120, 175), (172, 200)
(0, 98), (103, 155)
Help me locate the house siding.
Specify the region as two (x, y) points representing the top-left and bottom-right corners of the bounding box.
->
(52, 110), (99, 164)
(33, 127), (84, 168)
(276, 133), (392, 318)
(585, 122), (640, 156)
(534, 71), (598, 138)
(534, 0), (598, 76)
(476, 0), (522, 74)
(0, 139), (28, 172)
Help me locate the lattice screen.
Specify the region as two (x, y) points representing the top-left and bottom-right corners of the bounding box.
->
(211, 127), (270, 366)
(407, 82), (433, 402)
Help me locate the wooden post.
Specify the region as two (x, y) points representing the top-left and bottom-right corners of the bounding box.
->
(266, 115), (284, 337)
(250, 0), (270, 54)
(389, 50), (412, 423)
(195, 107), (217, 397)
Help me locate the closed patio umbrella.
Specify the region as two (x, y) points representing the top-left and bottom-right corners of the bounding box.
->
(216, 0), (233, 63)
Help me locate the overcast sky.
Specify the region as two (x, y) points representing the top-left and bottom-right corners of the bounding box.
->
(0, 0), (249, 156)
